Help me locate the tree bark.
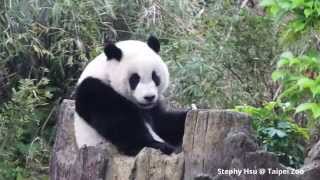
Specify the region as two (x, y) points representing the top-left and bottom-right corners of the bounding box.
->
(50, 100), (320, 180)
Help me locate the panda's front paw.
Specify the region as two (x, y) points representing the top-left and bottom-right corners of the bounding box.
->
(158, 143), (175, 155)
(148, 141), (176, 155)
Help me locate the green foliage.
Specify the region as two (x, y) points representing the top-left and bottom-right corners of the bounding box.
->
(146, 3), (280, 108)
(235, 101), (308, 168)
(0, 0), (115, 97)
(0, 79), (52, 179)
(260, 0), (320, 44)
(272, 51), (320, 124)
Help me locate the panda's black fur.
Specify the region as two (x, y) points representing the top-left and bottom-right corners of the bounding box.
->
(74, 36), (188, 155)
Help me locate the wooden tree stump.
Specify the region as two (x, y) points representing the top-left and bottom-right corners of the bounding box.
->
(50, 100), (320, 180)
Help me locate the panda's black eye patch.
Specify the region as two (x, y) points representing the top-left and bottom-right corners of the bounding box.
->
(129, 73), (140, 90)
(152, 71), (160, 86)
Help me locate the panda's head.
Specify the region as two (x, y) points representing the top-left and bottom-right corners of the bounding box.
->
(104, 36), (169, 109)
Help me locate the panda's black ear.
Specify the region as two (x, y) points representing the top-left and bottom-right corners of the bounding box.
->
(147, 35), (160, 53)
(104, 41), (122, 61)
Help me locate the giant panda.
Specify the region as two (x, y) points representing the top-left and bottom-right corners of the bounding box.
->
(74, 36), (188, 155)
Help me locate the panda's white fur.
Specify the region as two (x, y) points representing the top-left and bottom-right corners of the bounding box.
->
(74, 37), (187, 155)
(74, 113), (106, 147)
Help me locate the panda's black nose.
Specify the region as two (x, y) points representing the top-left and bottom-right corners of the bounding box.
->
(144, 95), (155, 102)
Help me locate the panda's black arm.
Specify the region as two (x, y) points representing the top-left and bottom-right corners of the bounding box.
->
(75, 77), (143, 143)
(151, 104), (189, 146)
(75, 77), (138, 122)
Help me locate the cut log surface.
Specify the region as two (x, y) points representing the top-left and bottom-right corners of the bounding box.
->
(50, 100), (320, 180)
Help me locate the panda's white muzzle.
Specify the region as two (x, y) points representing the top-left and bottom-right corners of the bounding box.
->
(133, 82), (158, 109)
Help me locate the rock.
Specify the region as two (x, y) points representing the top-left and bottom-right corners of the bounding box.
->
(49, 100), (320, 180)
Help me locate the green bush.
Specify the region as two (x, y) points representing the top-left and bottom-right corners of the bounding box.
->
(272, 52), (320, 124)
(0, 79), (52, 179)
(236, 101), (309, 168)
